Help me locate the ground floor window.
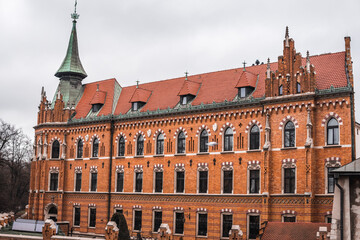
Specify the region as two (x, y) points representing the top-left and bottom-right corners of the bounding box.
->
(153, 211), (162, 233)
(73, 207), (80, 226)
(197, 212), (207, 237)
(248, 215), (260, 239)
(133, 210), (142, 231)
(221, 214), (232, 238)
(283, 215), (296, 222)
(88, 208), (96, 228)
(174, 212), (185, 235)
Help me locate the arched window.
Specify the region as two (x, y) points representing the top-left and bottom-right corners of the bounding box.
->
(52, 140), (60, 159)
(137, 135), (144, 156)
(177, 132), (186, 154)
(250, 125), (260, 150)
(284, 121), (295, 147)
(279, 85), (283, 96)
(327, 118), (339, 145)
(118, 137), (125, 156)
(77, 139), (83, 158)
(199, 130), (208, 153)
(296, 82), (301, 93)
(224, 128), (233, 151)
(92, 138), (99, 157)
(156, 134), (164, 155)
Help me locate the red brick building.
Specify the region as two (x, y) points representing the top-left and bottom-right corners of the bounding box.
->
(28, 9), (356, 240)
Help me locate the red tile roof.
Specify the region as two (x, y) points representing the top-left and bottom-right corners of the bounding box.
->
(261, 222), (331, 240)
(90, 90), (106, 105)
(235, 71), (258, 88)
(75, 52), (347, 118)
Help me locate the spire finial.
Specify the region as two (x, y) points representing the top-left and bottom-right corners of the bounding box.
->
(185, 71), (189, 81)
(285, 26), (290, 47)
(267, 58), (270, 69)
(306, 50), (311, 73)
(71, 0), (79, 21)
(242, 61), (247, 71)
(136, 80), (140, 88)
(266, 58), (271, 79)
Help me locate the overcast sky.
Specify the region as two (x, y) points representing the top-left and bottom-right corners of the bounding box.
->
(0, 0), (359, 138)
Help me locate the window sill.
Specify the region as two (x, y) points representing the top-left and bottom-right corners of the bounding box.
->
(50, 158), (60, 160)
(323, 145), (341, 148)
(173, 233), (184, 236)
(88, 227), (96, 229)
(196, 235), (208, 238)
(280, 147), (297, 150)
(197, 152), (209, 155)
(246, 149), (261, 153)
(90, 157), (99, 160)
(115, 156), (125, 159)
(221, 151), (234, 154)
(153, 154), (164, 157)
(134, 155), (144, 158)
(175, 153), (186, 156)
(75, 158), (83, 160)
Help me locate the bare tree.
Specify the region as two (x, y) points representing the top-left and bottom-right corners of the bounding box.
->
(0, 119), (32, 212)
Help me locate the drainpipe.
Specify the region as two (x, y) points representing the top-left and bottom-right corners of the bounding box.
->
(335, 175), (344, 240)
(350, 91), (355, 161)
(107, 118), (115, 222)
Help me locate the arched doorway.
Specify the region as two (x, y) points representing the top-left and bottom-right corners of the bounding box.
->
(44, 203), (58, 222)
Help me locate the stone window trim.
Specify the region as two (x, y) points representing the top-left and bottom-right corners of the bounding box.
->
(88, 204), (96, 228)
(282, 120), (297, 148)
(115, 133), (127, 157)
(74, 136), (85, 159)
(74, 167), (82, 192)
(48, 167), (59, 192)
(281, 210), (297, 222)
(196, 125), (211, 153)
(220, 209), (233, 239)
(221, 162), (234, 194)
(325, 157), (341, 194)
(114, 204), (123, 213)
(247, 122), (262, 150)
(153, 164), (164, 193)
(282, 159), (297, 194)
(196, 210), (208, 237)
(73, 205), (81, 227)
(134, 165), (143, 193)
(247, 209), (261, 240)
(89, 167), (98, 192)
(152, 206), (162, 233)
(174, 163), (185, 194)
(133, 131), (146, 156)
(173, 207), (185, 236)
(115, 165), (124, 192)
(220, 123), (236, 152)
(132, 205), (142, 232)
(197, 163), (209, 194)
(247, 161), (261, 194)
(154, 131), (165, 155)
(50, 137), (62, 160)
(89, 134), (100, 158)
(279, 116), (299, 130)
(324, 117), (341, 146)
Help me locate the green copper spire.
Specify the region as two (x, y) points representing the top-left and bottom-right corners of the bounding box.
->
(55, 1), (87, 79)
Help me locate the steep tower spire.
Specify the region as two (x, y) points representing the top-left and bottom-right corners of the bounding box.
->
(55, 0), (87, 80)
(285, 26), (290, 47)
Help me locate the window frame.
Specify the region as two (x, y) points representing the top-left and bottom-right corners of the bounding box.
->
(136, 135), (144, 156)
(247, 214), (260, 240)
(74, 172), (82, 192)
(223, 127), (233, 152)
(73, 206), (81, 227)
(92, 138), (99, 158)
(296, 82), (301, 93)
(154, 171), (163, 193)
(196, 212), (208, 237)
(197, 169), (208, 194)
(116, 171), (124, 193)
(221, 213), (233, 239)
(174, 169), (185, 194)
(326, 118), (340, 146)
(249, 125), (260, 150)
(283, 121), (296, 148)
(76, 139), (83, 159)
(282, 167), (296, 194)
(152, 210), (162, 233)
(49, 172), (59, 191)
(156, 133), (164, 155)
(133, 209), (142, 232)
(90, 172), (98, 192)
(51, 140), (60, 159)
(118, 136), (125, 157)
(221, 167), (233, 194)
(199, 129), (209, 153)
(282, 215), (296, 222)
(88, 207), (96, 228)
(248, 169), (260, 194)
(134, 171), (143, 193)
(173, 210), (185, 236)
(177, 131), (186, 154)
(325, 165), (340, 194)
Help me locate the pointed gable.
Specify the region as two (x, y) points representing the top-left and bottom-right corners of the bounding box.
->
(178, 80), (201, 96)
(235, 71), (257, 88)
(90, 89), (106, 105)
(129, 87), (152, 103)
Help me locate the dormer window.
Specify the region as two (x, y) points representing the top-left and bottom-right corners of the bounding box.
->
(238, 87), (254, 98)
(92, 104), (103, 112)
(180, 94), (195, 105)
(132, 102), (145, 111)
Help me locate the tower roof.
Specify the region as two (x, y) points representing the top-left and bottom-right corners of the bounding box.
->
(55, 19), (87, 79)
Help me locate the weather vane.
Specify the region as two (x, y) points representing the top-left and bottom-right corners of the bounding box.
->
(71, 0), (79, 20)
(185, 71), (189, 81)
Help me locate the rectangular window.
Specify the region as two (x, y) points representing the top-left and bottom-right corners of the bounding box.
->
(176, 171), (185, 193)
(153, 211), (162, 233)
(135, 172), (143, 192)
(116, 172), (124, 192)
(181, 96), (187, 105)
(248, 215), (260, 239)
(198, 171), (208, 193)
(89, 208), (96, 228)
(249, 170), (260, 194)
(90, 173), (97, 192)
(75, 173), (82, 191)
(74, 207), (81, 227)
(132, 102), (138, 111)
(284, 168), (295, 193)
(175, 212), (184, 235)
(50, 173), (58, 191)
(222, 214), (232, 238)
(197, 213), (207, 236)
(327, 167), (337, 194)
(283, 216), (296, 222)
(133, 210), (142, 231)
(155, 172), (163, 193)
(223, 170), (233, 194)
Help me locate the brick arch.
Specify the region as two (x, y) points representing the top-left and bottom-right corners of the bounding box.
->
(49, 136), (62, 145)
(219, 122), (236, 136)
(74, 166), (82, 173)
(245, 120), (263, 133)
(173, 127), (188, 139)
(90, 166), (98, 173)
(282, 158), (297, 168)
(279, 116), (299, 130)
(115, 132), (127, 143)
(74, 136), (84, 146)
(321, 112), (343, 127)
(153, 129), (166, 140)
(133, 131), (146, 142)
(247, 209), (261, 214)
(115, 165), (124, 173)
(247, 160), (261, 170)
(49, 166), (59, 173)
(221, 209), (232, 213)
(90, 134), (100, 143)
(174, 207), (184, 211)
(325, 157), (341, 167)
(282, 210), (297, 215)
(195, 125), (211, 137)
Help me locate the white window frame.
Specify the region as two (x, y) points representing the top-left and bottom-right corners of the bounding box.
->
(173, 210), (185, 236)
(325, 117), (340, 146)
(48, 171), (59, 191)
(73, 206), (81, 227)
(198, 129), (209, 153)
(197, 167), (209, 194)
(282, 121), (296, 148)
(223, 127), (234, 152)
(51, 140), (60, 159)
(134, 167), (143, 193)
(155, 133), (165, 155)
(115, 171), (124, 193)
(88, 207), (96, 228)
(76, 139), (83, 159)
(114, 207), (123, 214)
(325, 214), (332, 224)
(196, 211), (208, 237)
(282, 214), (296, 222)
(221, 164), (234, 194)
(153, 169), (164, 193)
(174, 166), (185, 194)
(176, 131), (186, 154)
(247, 167), (261, 194)
(133, 209), (142, 232)
(282, 163), (297, 194)
(248, 124), (261, 150)
(91, 137), (99, 158)
(117, 136), (125, 157)
(89, 171), (98, 192)
(152, 209), (162, 233)
(220, 212), (233, 239)
(325, 161), (341, 194)
(74, 171), (82, 192)
(247, 213), (260, 240)
(135, 135), (144, 156)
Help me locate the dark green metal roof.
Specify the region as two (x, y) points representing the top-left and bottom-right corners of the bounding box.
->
(55, 20), (87, 79)
(332, 158), (360, 175)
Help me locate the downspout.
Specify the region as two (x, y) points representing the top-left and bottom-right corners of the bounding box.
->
(107, 118), (115, 222)
(350, 91), (355, 161)
(335, 175), (344, 240)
